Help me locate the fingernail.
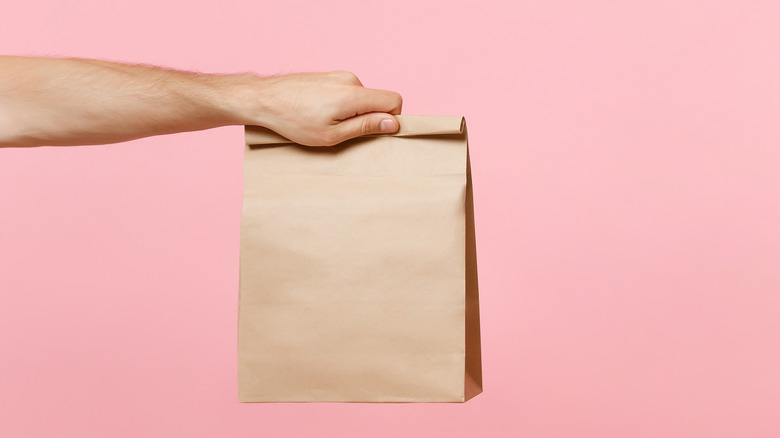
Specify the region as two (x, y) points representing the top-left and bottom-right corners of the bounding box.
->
(380, 119), (396, 133)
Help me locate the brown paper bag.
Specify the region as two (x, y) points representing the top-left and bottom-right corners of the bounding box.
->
(238, 115), (481, 402)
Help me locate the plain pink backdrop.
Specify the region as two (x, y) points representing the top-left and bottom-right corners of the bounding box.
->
(2, 0), (780, 437)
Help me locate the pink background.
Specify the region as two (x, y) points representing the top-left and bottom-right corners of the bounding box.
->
(2, 0), (779, 436)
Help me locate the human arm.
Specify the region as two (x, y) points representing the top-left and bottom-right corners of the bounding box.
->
(0, 56), (402, 147)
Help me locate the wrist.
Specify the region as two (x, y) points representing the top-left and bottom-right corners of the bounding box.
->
(215, 73), (273, 128)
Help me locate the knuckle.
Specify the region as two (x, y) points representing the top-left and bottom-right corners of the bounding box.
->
(332, 70), (360, 84)
(359, 117), (375, 136)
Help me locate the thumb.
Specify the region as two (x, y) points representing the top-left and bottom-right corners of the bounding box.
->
(333, 113), (399, 143)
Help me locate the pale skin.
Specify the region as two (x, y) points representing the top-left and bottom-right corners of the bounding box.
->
(0, 56), (403, 147)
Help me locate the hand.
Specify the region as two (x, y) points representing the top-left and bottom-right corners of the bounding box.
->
(234, 71), (403, 146)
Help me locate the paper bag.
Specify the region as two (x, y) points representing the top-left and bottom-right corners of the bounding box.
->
(238, 115), (481, 402)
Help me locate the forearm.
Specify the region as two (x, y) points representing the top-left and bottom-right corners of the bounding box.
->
(0, 56), (402, 147)
(0, 56), (251, 146)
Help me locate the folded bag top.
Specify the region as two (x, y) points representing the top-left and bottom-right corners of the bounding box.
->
(243, 115), (469, 178)
(238, 115), (481, 403)
(245, 115), (466, 145)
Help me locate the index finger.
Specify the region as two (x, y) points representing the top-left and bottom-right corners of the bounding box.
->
(348, 87), (403, 117)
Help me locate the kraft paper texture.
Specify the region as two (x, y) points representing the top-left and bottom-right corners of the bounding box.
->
(238, 115), (481, 402)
